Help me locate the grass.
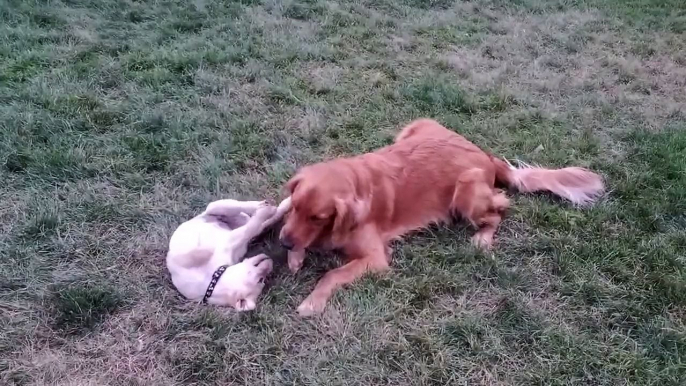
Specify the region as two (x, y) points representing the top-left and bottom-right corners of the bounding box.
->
(1, 0), (685, 384)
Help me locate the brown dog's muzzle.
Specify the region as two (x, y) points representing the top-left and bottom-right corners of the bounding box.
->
(279, 216), (321, 251)
(279, 234), (295, 250)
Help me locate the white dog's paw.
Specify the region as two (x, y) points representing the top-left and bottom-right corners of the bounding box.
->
(297, 293), (328, 317)
(235, 298), (257, 312)
(254, 202), (277, 220)
(276, 196), (292, 215)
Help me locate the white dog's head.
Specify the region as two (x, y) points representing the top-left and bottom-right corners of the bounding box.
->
(210, 254), (274, 311)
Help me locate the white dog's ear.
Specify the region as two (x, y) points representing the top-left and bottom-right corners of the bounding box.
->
(235, 298), (256, 312)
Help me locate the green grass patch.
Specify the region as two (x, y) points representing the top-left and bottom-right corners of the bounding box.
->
(2, 0), (685, 384)
(51, 284), (125, 335)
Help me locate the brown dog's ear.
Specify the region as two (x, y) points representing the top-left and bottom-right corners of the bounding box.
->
(285, 176), (301, 194)
(332, 197), (369, 242)
(333, 198), (354, 236)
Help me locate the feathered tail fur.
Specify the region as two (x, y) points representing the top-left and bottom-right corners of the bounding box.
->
(492, 157), (604, 205)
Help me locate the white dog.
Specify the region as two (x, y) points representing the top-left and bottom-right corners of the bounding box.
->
(166, 197), (291, 311)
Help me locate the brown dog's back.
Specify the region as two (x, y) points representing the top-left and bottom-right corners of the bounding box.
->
(357, 118), (602, 242)
(364, 119), (498, 238)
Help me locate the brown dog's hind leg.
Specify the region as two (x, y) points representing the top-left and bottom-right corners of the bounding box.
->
(471, 189), (509, 249)
(451, 170), (509, 249)
(297, 225), (389, 316)
(470, 212), (502, 249)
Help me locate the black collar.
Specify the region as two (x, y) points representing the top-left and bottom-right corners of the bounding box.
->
(202, 265), (229, 304)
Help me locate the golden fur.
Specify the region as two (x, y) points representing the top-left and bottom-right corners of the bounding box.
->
(280, 119), (604, 316)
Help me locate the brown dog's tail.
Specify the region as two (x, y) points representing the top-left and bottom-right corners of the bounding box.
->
(491, 156), (604, 206)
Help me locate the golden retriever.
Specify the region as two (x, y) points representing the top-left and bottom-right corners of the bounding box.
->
(279, 118), (604, 316)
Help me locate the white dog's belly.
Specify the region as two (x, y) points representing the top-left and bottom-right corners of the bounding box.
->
(168, 220), (230, 265)
(167, 219), (235, 300)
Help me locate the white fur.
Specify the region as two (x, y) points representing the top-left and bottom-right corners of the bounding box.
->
(166, 197), (292, 311)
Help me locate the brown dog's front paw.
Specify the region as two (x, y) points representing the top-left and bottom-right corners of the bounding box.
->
(297, 293), (327, 317)
(385, 245), (394, 262)
(471, 233), (493, 250)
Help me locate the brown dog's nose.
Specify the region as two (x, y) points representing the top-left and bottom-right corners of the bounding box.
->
(280, 236), (294, 250)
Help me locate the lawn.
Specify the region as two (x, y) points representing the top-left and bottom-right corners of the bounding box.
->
(1, 0), (685, 384)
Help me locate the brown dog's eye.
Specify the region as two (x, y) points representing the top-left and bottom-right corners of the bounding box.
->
(309, 215), (327, 222)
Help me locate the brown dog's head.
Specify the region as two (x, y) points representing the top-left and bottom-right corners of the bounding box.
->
(279, 162), (371, 250)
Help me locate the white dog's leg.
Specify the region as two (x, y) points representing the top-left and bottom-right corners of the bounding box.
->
(260, 196), (292, 229)
(203, 199), (265, 217)
(215, 203), (277, 264)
